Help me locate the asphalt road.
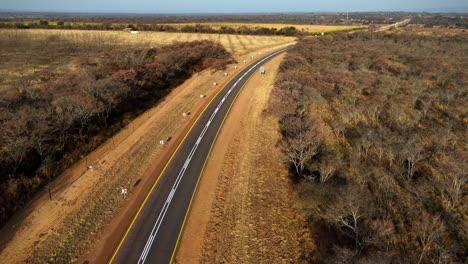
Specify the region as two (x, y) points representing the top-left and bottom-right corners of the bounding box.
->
(109, 47), (290, 264)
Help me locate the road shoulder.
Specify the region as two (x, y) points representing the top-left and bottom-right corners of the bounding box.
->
(176, 53), (315, 263)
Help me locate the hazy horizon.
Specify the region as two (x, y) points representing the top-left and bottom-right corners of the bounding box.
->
(1, 0), (467, 14)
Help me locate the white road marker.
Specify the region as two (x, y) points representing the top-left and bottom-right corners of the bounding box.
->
(137, 48), (290, 264)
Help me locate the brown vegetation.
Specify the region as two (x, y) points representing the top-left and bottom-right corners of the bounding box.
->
(0, 37), (233, 227)
(0, 21), (364, 37)
(3, 12), (465, 29)
(269, 31), (467, 263)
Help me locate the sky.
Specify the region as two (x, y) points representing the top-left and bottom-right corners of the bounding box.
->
(1, 0), (467, 13)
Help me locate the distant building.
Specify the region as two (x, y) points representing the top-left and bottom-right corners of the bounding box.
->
(123, 27), (140, 34)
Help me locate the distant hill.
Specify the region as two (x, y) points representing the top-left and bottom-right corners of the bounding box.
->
(416, 6), (468, 13)
(0, 8), (17, 12)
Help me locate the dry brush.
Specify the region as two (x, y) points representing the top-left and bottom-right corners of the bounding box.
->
(269, 31), (467, 263)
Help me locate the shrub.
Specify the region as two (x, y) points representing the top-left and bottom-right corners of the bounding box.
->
(0, 40), (234, 227)
(270, 32), (467, 263)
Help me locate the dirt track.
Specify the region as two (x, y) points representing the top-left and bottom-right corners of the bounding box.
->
(176, 53), (314, 263)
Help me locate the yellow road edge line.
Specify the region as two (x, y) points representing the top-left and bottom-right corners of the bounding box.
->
(168, 58), (265, 264)
(108, 46), (288, 264)
(108, 64), (238, 264)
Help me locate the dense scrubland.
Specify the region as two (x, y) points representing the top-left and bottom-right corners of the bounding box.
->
(0, 12), (383, 26)
(3, 12), (464, 27)
(269, 31), (467, 263)
(0, 34), (233, 226)
(410, 14), (468, 28)
(1, 12), (465, 37)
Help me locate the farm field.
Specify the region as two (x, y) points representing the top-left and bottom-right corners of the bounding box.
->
(0, 20), (365, 33)
(162, 22), (365, 32)
(0, 29), (295, 91)
(0, 20), (101, 25)
(0, 29), (294, 53)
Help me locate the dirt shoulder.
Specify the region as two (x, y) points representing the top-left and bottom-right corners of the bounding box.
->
(175, 53), (315, 263)
(0, 43), (295, 264)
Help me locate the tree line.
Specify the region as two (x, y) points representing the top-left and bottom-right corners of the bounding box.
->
(0, 12), (378, 27)
(1, 12), (465, 29)
(269, 31), (466, 263)
(0, 40), (233, 227)
(0, 21), (307, 36)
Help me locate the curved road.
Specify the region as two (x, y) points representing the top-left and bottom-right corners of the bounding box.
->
(109, 47), (290, 264)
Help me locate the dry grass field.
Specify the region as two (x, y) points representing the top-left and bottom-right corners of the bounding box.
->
(0, 29), (294, 91)
(162, 22), (364, 32)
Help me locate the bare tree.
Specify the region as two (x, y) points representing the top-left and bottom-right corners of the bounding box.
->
(319, 158), (341, 183)
(268, 87), (300, 117)
(0, 114), (31, 176)
(434, 247), (453, 264)
(322, 187), (376, 252)
(53, 94), (101, 138)
(319, 161), (335, 183)
(359, 130), (375, 160)
(412, 213), (445, 264)
(282, 115), (323, 178)
(372, 144), (385, 165)
(1, 136), (29, 176)
(362, 95), (386, 122)
(84, 79), (130, 126)
(436, 159), (467, 208)
(18, 106), (54, 160)
(336, 205), (363, 249)
(401, 140), (424, 181)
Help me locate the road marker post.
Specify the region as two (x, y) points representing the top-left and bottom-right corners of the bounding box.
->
(108, 47), (292, 264)
(169, 48), (291, 264)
